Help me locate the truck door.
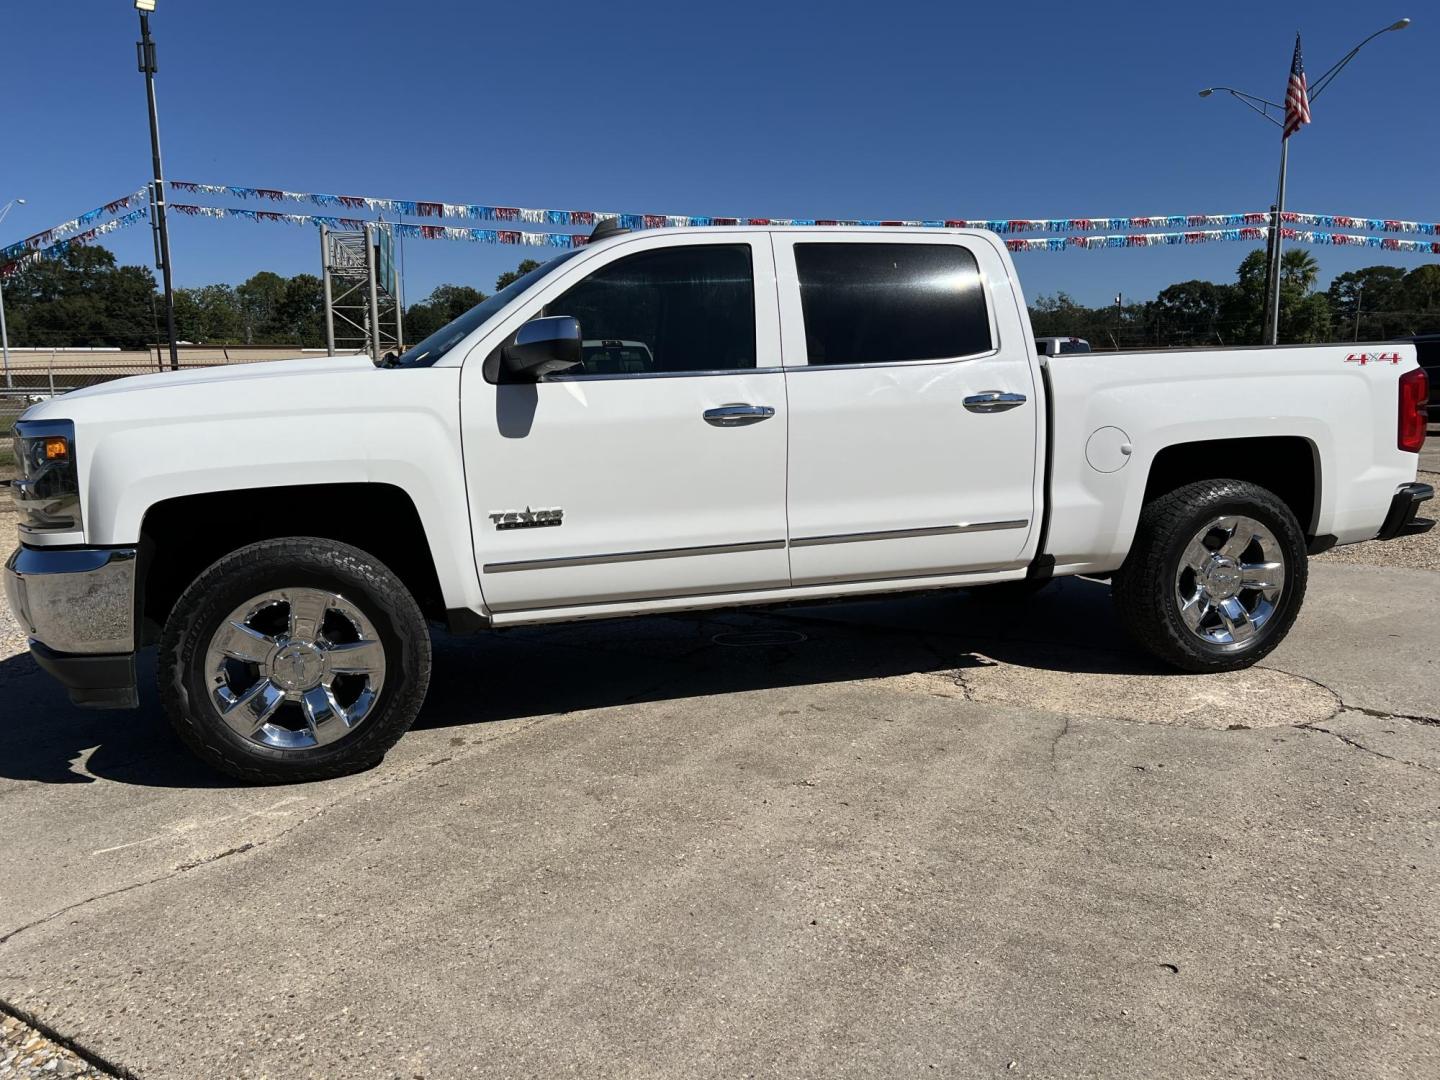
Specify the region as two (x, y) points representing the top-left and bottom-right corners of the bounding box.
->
(460, 234), (790, 614)
(772, 233), (1040, 586)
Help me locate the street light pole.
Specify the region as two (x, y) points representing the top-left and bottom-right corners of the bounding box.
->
(1199, 87), (1286, 340)
(0, 197), (25, 390)
(1265, 136), (1290, 346)
(136, 0), (179, 371)
(1198, 18), (1411, 345)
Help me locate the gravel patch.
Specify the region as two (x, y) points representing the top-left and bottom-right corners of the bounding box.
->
(0, 1014), (110, 1079)
(1316, 470), (1440, 572)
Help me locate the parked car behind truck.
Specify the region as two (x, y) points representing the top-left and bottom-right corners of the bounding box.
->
(7, 222), (1434, 782)
(1400, 334), (1440, 419)
(1035, 336), (1092, 356)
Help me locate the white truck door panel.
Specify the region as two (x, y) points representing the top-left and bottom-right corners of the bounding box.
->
(460, 236), (789, 612)
(774, 233), (1039, 585)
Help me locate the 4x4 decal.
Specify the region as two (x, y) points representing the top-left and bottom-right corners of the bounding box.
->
(1345, 351), (1402, 366)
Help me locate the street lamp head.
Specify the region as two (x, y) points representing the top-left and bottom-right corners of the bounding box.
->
(1198, 88), (1215, 97)
(1388, 17), (1411, 30)
(135, 0), (156, 10)
(14, 199), (23, 205)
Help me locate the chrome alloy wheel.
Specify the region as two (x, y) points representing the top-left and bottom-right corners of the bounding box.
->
(204, 588), (386, 750)
(1174, 515), (1286, 648)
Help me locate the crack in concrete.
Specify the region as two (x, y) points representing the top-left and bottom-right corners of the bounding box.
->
(759, 607), (1440, 724)
(0, 662), (699, 954)
(1298, 723), (1440, 775)
(1256, 663), (1439, 732)
(0, 715), (556, 951)
(0, 998), (132, 1078)
(1344, 704), (1440, 728)
(1049, 716), (1071, 773)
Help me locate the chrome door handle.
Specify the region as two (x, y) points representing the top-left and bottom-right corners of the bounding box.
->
(963, 391), (1027, 414)
(704, 404), (776, 427)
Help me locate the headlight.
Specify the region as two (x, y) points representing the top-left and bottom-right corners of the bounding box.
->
(11, 420), (82, 532)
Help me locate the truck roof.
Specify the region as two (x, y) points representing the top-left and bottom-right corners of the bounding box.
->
(581, 223), (1003, 252)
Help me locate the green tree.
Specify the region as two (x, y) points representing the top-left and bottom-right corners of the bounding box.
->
(2, 246), (158, 348)
(495, 259), (541, 291)
(1327, 266), (1406, 340)
(174, 283), (244, 343)
(275, 274), (325, 346)
(236, 271), (288, 344)
(1398, 264), (1440, 319)
(404, 283), (487, 341)
(1280, 249), (1321, 291)
(1151, 280), (1238, 346)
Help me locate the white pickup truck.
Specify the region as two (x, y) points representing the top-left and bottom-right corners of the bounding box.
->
(6, 223), (1434, 782)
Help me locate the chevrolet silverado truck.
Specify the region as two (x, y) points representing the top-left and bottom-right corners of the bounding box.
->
(6, 223), (1434, 782)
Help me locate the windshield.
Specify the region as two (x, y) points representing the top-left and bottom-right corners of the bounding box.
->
(386, 248), (585, 368)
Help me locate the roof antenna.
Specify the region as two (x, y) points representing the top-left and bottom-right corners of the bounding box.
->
(589, 217), (630, 243)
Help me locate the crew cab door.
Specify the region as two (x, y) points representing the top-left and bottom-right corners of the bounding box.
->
(773, 233), (1041, 585)
(459, 234), (789, 614)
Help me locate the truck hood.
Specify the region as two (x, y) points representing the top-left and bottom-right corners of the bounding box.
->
(54, 354), (375, 400)
(21, 354), (381, 422)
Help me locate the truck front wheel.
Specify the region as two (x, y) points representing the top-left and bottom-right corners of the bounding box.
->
(1111, 479), (1308, 672)
(159, 538), (432, 783)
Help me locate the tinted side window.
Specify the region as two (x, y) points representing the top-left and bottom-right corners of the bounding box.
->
(794, 243), (990, 366)
(544, 244), (756, 375)
(1058, 339), (1091, 354)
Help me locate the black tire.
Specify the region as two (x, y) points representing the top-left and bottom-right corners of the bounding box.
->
(159, 537), (432, 783)
(1111, 479), (1308, 672)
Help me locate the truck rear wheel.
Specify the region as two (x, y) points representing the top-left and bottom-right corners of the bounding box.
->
(159, 538), (432, 783)
(1111, 479), (1307, 672)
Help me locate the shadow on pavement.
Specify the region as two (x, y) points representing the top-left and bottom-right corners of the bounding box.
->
(1, 575), (1167, 788)
(0, 648), (232, 789)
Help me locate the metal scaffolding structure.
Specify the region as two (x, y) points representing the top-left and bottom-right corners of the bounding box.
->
(320, 222), (403, 359)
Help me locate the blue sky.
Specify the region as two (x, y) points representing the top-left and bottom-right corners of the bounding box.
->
(3, 0), (1434, 308)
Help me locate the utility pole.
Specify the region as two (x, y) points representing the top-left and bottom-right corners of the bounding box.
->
(320, 224), (336, 357)
(1354, 283), (1364, 342)
(136, 0), (179, 371)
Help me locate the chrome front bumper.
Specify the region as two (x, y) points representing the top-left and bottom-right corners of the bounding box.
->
(4, 545), (138, 654)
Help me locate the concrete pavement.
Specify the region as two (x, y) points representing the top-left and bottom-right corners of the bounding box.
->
(0, 554), (1437, 1077)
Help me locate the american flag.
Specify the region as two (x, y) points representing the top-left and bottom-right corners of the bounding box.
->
(1283, 33), (1311, 139)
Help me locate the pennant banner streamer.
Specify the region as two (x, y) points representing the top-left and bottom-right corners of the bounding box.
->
(1282, 211), (1438, 236)
(0, 187), (151, 262)
(172, 182), (1280, 235)
(166, 204), (1440, 256)
(168, 182), (1440, 240)
(6, 184), (1440, 278)
(171, 203), (581, 247)
(0, 206), (151, 278)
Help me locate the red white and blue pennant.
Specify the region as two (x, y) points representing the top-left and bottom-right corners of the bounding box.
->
(6, 182), (1440, 280)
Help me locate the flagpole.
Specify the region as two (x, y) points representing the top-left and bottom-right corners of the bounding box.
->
(1265, 137), (1288, 346)
(1198, 18), (1411, 347)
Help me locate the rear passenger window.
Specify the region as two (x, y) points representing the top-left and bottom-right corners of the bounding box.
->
(544, 244), (756, 375)
(794, 243), (990, 365)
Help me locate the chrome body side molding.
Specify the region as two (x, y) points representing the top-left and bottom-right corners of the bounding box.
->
(790, 520), (1029, 548)
(483, 538), (787, 574)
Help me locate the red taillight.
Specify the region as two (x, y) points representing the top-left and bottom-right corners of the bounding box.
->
(1399, 367), (1428, 453)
